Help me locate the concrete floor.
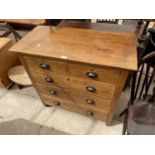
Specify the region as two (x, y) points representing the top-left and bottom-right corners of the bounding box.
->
(0, 83), (129, 135)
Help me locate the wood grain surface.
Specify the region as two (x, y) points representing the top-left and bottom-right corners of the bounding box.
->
(10, 25), (137, 70)
(0, 38), (11, 50)
(8, 65), (32, 86)
(0, 38), (20, 87)
(0, 19), (46, 25)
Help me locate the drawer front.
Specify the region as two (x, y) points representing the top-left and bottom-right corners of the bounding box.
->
(66, 91), (111, 112)
(41, 95), (108, 122)
(37, 83), (111, 112)
(68, 62), (120, 85)
(24, 56), (67, 75)
(42, 95), (72, 106)
(79, 105), (108, 122)
(36, 83), (70, 100)
(30, 71), (115, 99)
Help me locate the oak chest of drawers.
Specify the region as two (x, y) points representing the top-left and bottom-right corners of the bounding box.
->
(10, 25), (137, 125)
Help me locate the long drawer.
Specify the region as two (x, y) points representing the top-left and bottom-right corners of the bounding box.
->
(66, 91), (111, 112)
(35, 83), (69, 100)
(36, 83), (112, 112)
(41, 94), (108, 122)
(30, 71), (115, 99)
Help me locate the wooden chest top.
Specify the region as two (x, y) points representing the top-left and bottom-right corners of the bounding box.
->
(10, 25), (137, 70)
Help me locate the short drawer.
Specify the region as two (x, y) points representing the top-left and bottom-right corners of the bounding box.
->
(68, 62), (120, 85)
(24, 56), (67, 75)
(30, 72), (115, 99)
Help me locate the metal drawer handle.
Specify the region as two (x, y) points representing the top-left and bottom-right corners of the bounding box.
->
(45, 77), (54, 83)
(53, 101), (60, 106)
(49, 89), (57, 95)
(40, 63), (50, 69)
(86, 71), (98, 79)
(86, 86), (96, 93)
(86, 111), (94, 116)
(86, 99), (95, 105)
